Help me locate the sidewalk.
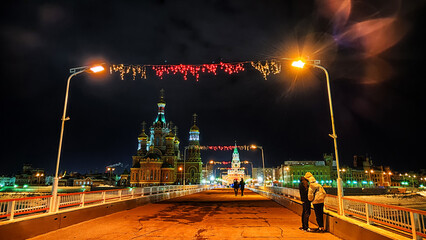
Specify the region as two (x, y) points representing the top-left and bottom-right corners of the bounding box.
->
(30, 188), (341, 239)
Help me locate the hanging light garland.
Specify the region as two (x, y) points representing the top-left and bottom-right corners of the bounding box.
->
(110, 59), (286, 81)
(250, 60), (281, 80)
(194, 145), (252, 151)
(152, 62), (244, 81)
(110, 64), (147, 80)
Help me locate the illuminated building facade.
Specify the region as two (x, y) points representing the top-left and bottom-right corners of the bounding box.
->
(15, 164), (46, 186)
(130, 90), (181, 186)
(223, 144), (246, 185)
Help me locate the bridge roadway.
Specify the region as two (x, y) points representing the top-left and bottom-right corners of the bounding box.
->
(30, 188), (341, 240)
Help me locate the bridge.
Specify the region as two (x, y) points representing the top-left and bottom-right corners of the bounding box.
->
(0, 186), (425, 240)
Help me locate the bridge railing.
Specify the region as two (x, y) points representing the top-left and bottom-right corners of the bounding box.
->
(252, 186), (426, 239)
(0, 185), (214, 221)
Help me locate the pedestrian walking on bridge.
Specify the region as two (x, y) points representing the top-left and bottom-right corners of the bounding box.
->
(239, 178), (245, 196)
(233, 179), (239, 196)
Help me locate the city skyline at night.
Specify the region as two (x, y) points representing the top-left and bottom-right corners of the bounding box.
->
(1, 1), (426, 176)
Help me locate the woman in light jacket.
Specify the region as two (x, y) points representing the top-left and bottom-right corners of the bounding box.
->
(305, 172), (326, 233)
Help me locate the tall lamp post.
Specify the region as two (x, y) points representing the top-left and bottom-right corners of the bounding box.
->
(250, 145), (265, 187)
(51, 64), (105, 211)
(291, 59), (344, 215)
(183, 146), (189, 189)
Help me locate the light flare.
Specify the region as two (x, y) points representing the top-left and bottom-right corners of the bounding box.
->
(89, 65), (105, 73)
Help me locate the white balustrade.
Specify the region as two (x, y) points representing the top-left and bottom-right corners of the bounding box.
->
(0, 185), (216, 222)
(252, 186), (426, 239)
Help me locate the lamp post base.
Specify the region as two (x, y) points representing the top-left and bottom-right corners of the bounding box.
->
(51, 177), (59, 212)
(336, 178), (344, 215)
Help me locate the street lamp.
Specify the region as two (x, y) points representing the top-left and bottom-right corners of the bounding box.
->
(291, 59), (344, 215)
(51, 64), (105, 211)
(244, 161), (253, 178)
(250, 145), (265, 187)
(107, 167), (115, 185)
(206, 160), (214, 184)
(178, 166), (183, 185)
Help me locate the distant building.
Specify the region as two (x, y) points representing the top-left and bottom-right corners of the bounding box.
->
(252, 168), (275, 184)
(119, 169), (130, 186)
(15, 164), (46, 186)
(222, 144), (247, 185)
(73, 177), (104, 187)
(0, 176), (15, 186)
(276, 154), (395, 188)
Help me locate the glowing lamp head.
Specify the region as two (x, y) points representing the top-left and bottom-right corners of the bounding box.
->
(89, 65), (105, 73)
(291, 60), (305, 68)
(209, 160), (214, 164)
(250, 145), (257, 149)
(178, 167), (183, 171)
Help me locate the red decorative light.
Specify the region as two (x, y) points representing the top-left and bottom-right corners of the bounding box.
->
(195, 145), (251, 151)
(152, 62), (244, 81)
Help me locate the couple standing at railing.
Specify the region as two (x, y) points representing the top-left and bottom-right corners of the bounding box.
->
(299, 172), (327, 233)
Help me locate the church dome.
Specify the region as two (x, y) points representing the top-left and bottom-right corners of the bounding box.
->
(190, 124), (199, 132)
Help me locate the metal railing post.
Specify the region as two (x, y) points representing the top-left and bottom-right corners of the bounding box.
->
(365, 203), (370, 225)
(102, 191), (106, 203)
(410, 212), (419, 240)
(81, 193), (85, 207)
(7, 200), (16, 220)
(119, 190), (122, 200)
(56, 196), (61, 212)
(48, 196), (54, 213)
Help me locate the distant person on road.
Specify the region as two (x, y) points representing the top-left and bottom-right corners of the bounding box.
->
(299, 174), (312, 232)
(306, 172), (327, 233)
(239, 178), (245, 196)
(233, 179), (239, 196)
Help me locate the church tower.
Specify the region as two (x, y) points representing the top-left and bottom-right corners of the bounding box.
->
(232, 142), (241, 169)
(222, 142), (246, 184)
(185, 114), (202, 184)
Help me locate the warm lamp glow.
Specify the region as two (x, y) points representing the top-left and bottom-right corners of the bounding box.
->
(209, 160), (214, 164)
(250, 145), (257, 149)
(89, 65), (105, 73)
(291, 60), (305, 68)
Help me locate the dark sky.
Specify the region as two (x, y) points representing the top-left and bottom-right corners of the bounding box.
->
(1, 0), (425, 175)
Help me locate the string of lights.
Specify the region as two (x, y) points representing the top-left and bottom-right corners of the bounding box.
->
(194, 145), (252, 151)
(250, 60), (281, 80)
(110, 59), (284, 81)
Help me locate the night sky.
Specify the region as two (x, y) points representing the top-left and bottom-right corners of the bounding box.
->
(1, 0), (425, 176)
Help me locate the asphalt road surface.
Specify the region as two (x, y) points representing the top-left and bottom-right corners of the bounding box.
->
(30, 188), (341, 239)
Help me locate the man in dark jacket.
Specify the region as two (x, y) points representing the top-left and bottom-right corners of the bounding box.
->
(299, 175), (312, 231)
(233, 179), (239, 196)
(239, 178), (245, 196)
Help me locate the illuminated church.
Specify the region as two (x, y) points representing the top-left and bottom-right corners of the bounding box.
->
(130, 90), (202, 186)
